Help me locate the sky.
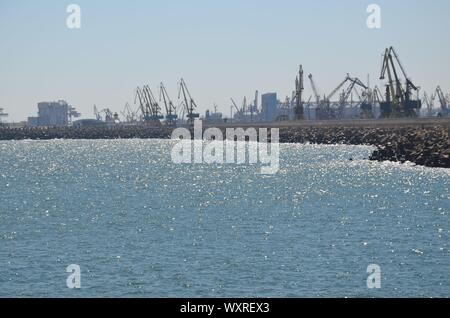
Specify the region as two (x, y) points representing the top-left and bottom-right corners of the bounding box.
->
(1, 0), (450, 122)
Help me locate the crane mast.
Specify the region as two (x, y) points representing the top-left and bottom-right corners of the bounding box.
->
(294, 65), (304, 120)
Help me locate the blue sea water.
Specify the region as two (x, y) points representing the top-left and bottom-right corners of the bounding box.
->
(0, 139), (449, 298)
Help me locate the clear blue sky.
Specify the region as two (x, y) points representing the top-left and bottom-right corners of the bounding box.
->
(1, 0), (449, 121)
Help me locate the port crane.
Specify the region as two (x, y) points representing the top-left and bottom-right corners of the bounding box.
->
(334, 76), (368, 119)
(142, 85), (164, 123)
(134, 87), (150, 121)
(339, 77), (368, 104)
(159, 83), (178, 126)
(325, 74), (352, 103)
(379, 46), (421, 118)
(309, 73), (335, 119)
(373, 86), (385, 103)
(435, 86), (449, 117)
(346, 77), (370, 118)
(93, 105), (117, 122)
(308, 74), (321, 106)
(422, 92), (435, 117)
(121, 103), (138, 123)
(178, 78), (199, 125)
(230, 98), (241, 114)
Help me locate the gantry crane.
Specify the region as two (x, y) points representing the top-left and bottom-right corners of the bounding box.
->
(379, 46), (421, 118)
(159, 83), (178, 126)
(134, 87), (150, 121)
(309, 73), (334, 119)
(178, 79), (199, 125)
(325, 74), (352, 103)
(436, 86), (449, 117)
(334, 76), (368, 119)
(93, 105), (116, 122)
(143, 84), (164, 122)
(121, 103), (139, 123)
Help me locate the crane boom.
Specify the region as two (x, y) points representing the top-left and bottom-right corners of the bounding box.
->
(436, 86), (448, 110)
(178, 78), (199, 124)
(326, 74), (351, 101)
(308, 74), (320, 104)
(230, 98), (240, 113)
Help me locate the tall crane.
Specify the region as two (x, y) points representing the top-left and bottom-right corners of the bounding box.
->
(121, 103), (138, 123)
(309, 73), (335, 119)
(326, 74), (351, 102)
(340, 77), (368, 104)
(159, 83), (178, 126)
(335, 76), (368, 119)
(373, 86), (385, 103)
(308, 74), (321, 106)
(422, 92), (434, 117)
(178, 78), (199, 125)
(230, 98), (240, 114)
(143, 84), (164, 122)
(134, 87), (149, 121)
(436, 86), (449, 117)
(379, 46), (421, 117)
(294, 65), (304, 120)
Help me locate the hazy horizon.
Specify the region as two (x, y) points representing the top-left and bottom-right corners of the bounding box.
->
(1, 0), (450, 122)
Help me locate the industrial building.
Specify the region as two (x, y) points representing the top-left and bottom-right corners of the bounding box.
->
(261, 93), (278, 122)
(27, 100), (80, 127)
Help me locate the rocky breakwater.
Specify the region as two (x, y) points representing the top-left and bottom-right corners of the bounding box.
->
(0, 126), (172, 140)
(279, 126), (450, 169)
(1, 124), (449, 169)
(369, 127), (450, 168)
